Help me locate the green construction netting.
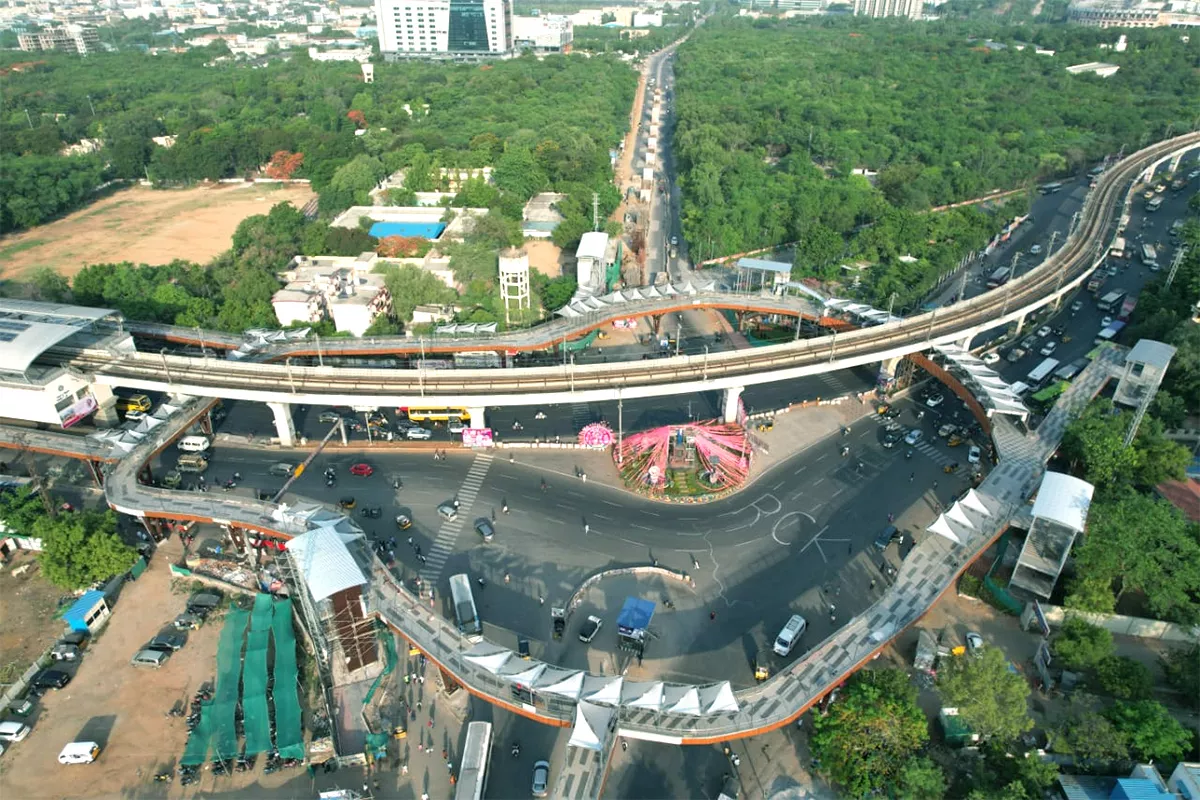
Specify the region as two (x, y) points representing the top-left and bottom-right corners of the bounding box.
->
(242, 594), (274, 755)
(362, 627), (397, 708)
(179, 700), (214, 766)
(271, 598), (305, 760)
(212, 606), (250, 761)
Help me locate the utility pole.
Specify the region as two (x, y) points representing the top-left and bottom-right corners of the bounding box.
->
(86, 94), (96, 117)
(23, 108), (33, 129)
(592, 192), (600, 232)
(887, 292), (898, 320)
(957, 269), (969, 303)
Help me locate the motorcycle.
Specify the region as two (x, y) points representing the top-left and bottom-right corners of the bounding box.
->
(840, 446), (849, 458)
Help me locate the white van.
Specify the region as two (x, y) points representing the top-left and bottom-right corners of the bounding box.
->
(0, 721), (31, 742)
(58, 741), (100, 764)
(177, 435), (211, 453)
(772, 614), (808, 656)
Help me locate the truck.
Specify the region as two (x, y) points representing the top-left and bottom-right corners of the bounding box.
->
(1108, 236), (1126, 259)
(1097, 289), (1126, 312)
(1117, 295), (1138, 322)
(1054, 358), (1089, 381)
(1095, 320), (1126, 344)
(1141, 244), (1157, 267)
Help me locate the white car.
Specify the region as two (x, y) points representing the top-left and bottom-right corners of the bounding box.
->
(981, 352), (1001, 365)
(968, 445), (982, 464)
(1037, 326), (1052, 338)
(1029, 244), (1042, 255)
(1040, 341), (1057, 356)
(925, 394), (944, 408)
(1070, 300), (1084, 313)
(405, 427), (433, 440)
(579, 615), (603, 643)
(1101, 316), (1114, 327)
(904, 429), (923, 446)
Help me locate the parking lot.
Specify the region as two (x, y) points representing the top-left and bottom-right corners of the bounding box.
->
(0, 541), (221, 799)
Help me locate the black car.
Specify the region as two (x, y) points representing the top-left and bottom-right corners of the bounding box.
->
(882, 430), (902, 448)
(32, 669), (71, 692)
(873, 524), (904, 550)
(187, 591), (223, 616)
(148, 629), (187, 652)
(360, 506), (381, 519)
(882, 407), (903, 420)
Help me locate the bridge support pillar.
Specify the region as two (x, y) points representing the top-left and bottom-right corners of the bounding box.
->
(722, 386), (743, 424)
(878, 355), (903, 380)
(465, 406), (486, 429)
(1169, 153), (1182, 175)
(1013, 313), (1028, 336)
(268, 402), (296, 448)
(90, 384), (120, 428)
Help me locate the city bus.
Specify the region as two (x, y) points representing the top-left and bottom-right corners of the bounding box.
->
(455, 721), (493, 800)
(398, 406), (471, 424)
(986, 266), (1012, 288)
(1097, 289), (1126, 312)
(449, 573), (482, 642)
(1038, 182), (1063, 195)
(1140, 244), (1157, 268)
(1108, 237), (1126, 259)
(1026, 358), (1061, 386)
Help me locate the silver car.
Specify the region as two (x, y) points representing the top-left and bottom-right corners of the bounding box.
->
(406, 427), (433, 440)
(532, 760), (550, 797)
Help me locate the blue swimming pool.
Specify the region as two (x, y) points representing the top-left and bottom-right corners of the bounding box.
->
(369, 221), (447, 240)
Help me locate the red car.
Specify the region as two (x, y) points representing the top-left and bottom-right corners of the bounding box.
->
(349, 463), (374, 477)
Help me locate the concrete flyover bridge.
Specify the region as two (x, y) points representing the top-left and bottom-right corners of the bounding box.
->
(66, 132), (1200, 440)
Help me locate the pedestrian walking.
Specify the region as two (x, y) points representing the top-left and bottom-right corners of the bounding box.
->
(932, 480), (939, 490)
(442, 749), (448, 760)
(909, 471), (915, 482)
(408, 536), (414, 547)
(402, 764), (409, 776)
(417, 743), (423, 753)
(504, 572), (511, 584)
(419, 675), (425, 684)
(428, 719), (434, 729)
(710, 610), (716, 621)
(870, 578), (877, 590)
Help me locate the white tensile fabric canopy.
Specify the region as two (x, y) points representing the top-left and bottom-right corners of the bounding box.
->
(569, 702), (615, 751)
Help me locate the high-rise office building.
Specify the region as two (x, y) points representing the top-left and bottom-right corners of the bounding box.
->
(375, 0), (513, 59)
(852, 0), (923, 19)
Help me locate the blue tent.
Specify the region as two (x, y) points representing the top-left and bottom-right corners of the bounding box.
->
(616, 597), (655, 636)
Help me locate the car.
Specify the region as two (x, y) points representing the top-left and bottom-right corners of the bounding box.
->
(0, 721), (32, 743)
(965, 632), (985, 653)
(1040, 341), (1057, 356)
(938, 423), (957, 438)
(475, 519), (495, 542)
(883, 407), (903, 419)
(338, 497), (356, 510)
(1143, 189), (1156, 200)
(406, 427), (433, 440)
(1070, 300), (1084, 313)
(1037, 326), (1052, 338)
(1154, 183), (1166, 193)
(578, 615), (603, 643)
(873, 525), (903, 550)
(161, 470), (183, 489)
(1189, 169), (1200, 180)
(124, 409), (147, 422)
(968, 445), (982, 464)
(1006, 347), (1027, 363)
(532, 760), (551, 798)
(268, 462), (295, 477)
(1029, 244), (1042, 255)
(1021, 336), (1038, 350)
(148, 630), (187, 652)
(360, 506), (381, 519)
(395, 514), (413, 530)
(882, 431), (902, 448)
(1052, 326), (1065, 337)
(32, 669), (71, 692)
(318, 410), (342, 423)
(981, 352), (1000, 365)
(925, 394), (944, 408)
(448, 420), (466, 434)
(50, 644), (80, 662)
(1101, 316), (1113, 327)
(349, 463), (374, 477)
(904, 429), (923, 446)
(670, 235), (678, 246)
(131, 649), (170, 668)
(437, 502), (458, 522)
(186, 591), (223, 615)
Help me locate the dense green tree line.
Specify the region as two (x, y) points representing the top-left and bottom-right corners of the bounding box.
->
(670, 17), (1200, 307)
(0, 48), (635, 233)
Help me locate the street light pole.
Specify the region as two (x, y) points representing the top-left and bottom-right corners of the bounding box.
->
(159, 349), (173, 384)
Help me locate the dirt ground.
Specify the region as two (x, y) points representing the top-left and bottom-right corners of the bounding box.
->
(0, 550), (72, 683)
(0, 183), (314, 280)
(525, 239), (565, 279)
(0, 540), (223, 799)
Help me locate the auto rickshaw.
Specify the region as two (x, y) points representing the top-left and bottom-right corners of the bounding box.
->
(396, 514), (412, 530)
(392, 723), (407, 740)
(754, 650), (770, 682)
(876, 401), (892, 416)
(161, 470), (182, 489)
(518, 638), (531, 660)
(947, 435), (964, 447)
(756, 419), (774, 432)
(944, 462), (960, 474)
(551, 607), (566, 640)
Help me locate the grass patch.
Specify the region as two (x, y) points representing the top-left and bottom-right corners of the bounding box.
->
(0, 239), (46, 260)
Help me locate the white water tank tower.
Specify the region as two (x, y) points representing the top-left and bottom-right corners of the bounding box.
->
(361, 63), (375, 83)
(499, 248), (531, 323)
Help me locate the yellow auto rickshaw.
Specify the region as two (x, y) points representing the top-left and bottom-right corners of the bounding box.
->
(947, 435), (963, 447)
(756, 419), (774, 432)
(754, 650), (770, 682)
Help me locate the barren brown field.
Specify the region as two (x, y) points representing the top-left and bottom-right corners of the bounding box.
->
(0, 183), (314, 281)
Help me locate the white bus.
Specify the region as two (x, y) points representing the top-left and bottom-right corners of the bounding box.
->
(1027, 358), (1060, 385)
(1038, 182), (1063, 195)
(1146, 195), (1164, 212)
(455, 721), (493, 800)
(449, 573), (482, 642)
(1140, 244), (1157, 267)
(1108, 237), (1126, 259)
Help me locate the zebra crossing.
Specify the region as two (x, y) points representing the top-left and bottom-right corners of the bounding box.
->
(818, 371), (852, 396)
(570, 402), (593, 432)
(418, 453), (493, 584)
(866, 412), (958, 467)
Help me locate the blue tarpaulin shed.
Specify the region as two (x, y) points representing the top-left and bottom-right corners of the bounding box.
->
(616, 597), (655, 636)
(63, 590), (110, 633)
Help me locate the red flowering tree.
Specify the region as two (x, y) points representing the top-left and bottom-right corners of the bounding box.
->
(377, 236), (428, 257)
(264, 150), (305, 180)
(347, 109), (367, 129)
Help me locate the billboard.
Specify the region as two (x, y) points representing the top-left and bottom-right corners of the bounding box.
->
(58, 394), (97, 429)
(462, 428), (494, 448)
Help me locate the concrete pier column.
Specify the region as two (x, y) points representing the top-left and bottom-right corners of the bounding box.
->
(268, 401), (295, 448)
(90, 384), (120, 428)
(878, 356), (904, 380)
(722, 386), (744, 424)
(1013, 312), (1028, 336)
(465, 407), (486, 429)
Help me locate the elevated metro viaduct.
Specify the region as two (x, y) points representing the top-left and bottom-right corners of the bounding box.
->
(46, 132), (1200, 448)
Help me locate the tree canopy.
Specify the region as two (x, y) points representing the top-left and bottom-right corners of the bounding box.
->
(937, 647), (1033, 742)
